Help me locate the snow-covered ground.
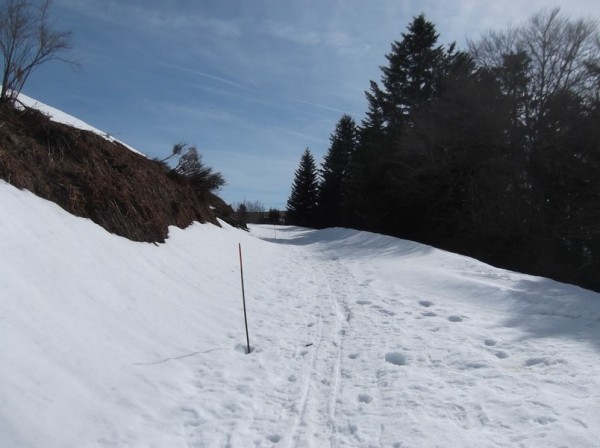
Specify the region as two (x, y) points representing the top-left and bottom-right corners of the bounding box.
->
(1, 180), (599, 447)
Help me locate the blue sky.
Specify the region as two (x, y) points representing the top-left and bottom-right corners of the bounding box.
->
(24, 0), (600, 209)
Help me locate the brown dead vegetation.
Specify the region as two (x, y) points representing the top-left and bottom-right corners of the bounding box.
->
(0, 103), (230, 242)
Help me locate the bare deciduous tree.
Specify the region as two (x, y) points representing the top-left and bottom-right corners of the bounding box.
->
(0, 0), (76, 103)
(522, 8), (599, 108)
(468, 8), (600, 109)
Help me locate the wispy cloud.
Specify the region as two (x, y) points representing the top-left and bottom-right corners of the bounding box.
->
(159, 62), (252, 92)
(289, 98), (349, 115)
(260, 19), (362, 54)
(48, 0), (600, 209)
(58, 0), (243, 38)
(262, 20), (321, 45)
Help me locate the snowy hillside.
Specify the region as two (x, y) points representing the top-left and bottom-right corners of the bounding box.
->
(15, 92), (142, 155)
(1, 181), (600, 447)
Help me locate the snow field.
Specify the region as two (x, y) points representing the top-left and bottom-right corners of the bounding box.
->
(299, 228), (600, 447)
(2, 181), (600, 447)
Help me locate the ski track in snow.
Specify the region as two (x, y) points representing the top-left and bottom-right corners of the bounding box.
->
(245, 226), (600, 448)
(285, 250), (345, 447)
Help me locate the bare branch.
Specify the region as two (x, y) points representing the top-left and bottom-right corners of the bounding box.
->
(469, 7), (600, 113)
(0, 0), (77, 103)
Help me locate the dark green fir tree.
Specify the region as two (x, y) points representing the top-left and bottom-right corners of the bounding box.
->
(318, 114), (358, 228)
(286, 148), (319, 227)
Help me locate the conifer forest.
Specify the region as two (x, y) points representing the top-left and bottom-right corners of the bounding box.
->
(287, 10), (600, 292)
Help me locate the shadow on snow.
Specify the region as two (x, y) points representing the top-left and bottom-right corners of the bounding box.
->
(257, 225), (600, 353)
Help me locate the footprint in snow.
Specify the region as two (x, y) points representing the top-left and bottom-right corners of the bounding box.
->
(181, 407), (200, 427)
(267, 434), (282, 443)
(422, 311), (437, 317)
(448, 315), (463, 322)
(484, 339), (497, 346)
(524, 357), (546, 367)
(419, 300), (433, 307)
(385, 352), (408, 366)
(495, 351), (509, 359)
(348, 353), (359, 359)
(358, 393), (373, 404)
(524, 357), (567, 367)
(534, 416), (557, 425)
(357, 300), (372, 305)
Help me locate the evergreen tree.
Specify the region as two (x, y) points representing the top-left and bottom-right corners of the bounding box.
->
(286, 148), (319, 227)
(379, 14), (451, 131)
(346, 14), (459, 233)
(317, 114), (357, 228)
(305, 10), (600, 291)
(235, 203), (248, 226)
(266, 208), (281, 225)
(343, 84), (388, 230)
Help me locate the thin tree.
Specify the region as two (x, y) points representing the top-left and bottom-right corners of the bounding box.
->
(173, 144), (225, 194)
(0, 0), (77, 103)
(318, 114), (357, 228)
(155, 142), (225, 195)
(286, 148), (319, 227)
(236, 203), (248, 227)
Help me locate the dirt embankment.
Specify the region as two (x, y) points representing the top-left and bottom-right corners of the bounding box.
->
(0, 103), (231, 242)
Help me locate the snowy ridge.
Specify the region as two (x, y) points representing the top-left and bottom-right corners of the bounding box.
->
(1, 180), (600, 447)
(16, 92), (143, 155)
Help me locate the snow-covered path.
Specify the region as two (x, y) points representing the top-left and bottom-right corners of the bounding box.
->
(247, 226), (600, 447)
(2, 182), (600, 447)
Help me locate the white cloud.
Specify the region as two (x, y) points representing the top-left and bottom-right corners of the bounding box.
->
(289, 98), (349, 115)
(58, 0), (243, 38)
(159, 62), (252, 91)
(259, 18), (364, 55)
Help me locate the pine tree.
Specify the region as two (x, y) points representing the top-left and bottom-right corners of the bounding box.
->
(379, 14), (450, 131)
(346, 15), (456, 233)
(267, 208), (281, 225)
(286, 148), (319, 227)
(342, 84), (389, 230)
(317, 114), (357, 228)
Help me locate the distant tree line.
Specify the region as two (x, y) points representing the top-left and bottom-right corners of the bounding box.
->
(233, 199), (281, 226)
(286, 9), (600, 291)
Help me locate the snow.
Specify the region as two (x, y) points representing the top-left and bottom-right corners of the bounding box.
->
(1, 180), (600, 447)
